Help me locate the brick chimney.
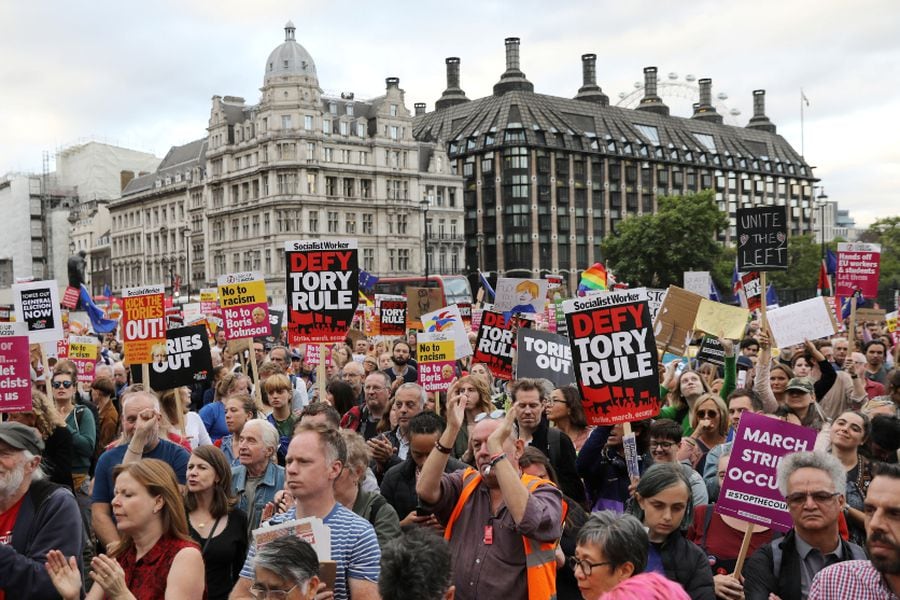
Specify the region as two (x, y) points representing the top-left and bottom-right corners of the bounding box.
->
(414, 102), (427, 116)
(635, 67), (669, 116)
(691, 78), (723, 123)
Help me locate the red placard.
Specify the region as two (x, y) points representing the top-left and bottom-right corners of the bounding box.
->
(836, 242), (881, 299)
(61, 286), (80, 310)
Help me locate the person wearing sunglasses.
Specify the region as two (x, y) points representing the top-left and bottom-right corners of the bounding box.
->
(51, 369), (96, 494)
(743, 451), (867, 600)
(677, 393), (729, 473)
(416, 398), (564, 600)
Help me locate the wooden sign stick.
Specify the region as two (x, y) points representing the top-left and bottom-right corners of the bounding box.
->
(317, 343), (327, 403)
(733, 523), (756, 579)
(248, 338), (263, 408)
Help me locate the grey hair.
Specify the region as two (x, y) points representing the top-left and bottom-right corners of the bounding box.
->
(241, 418), (280, 453)
(396, 382), (426, 408)
(577, 511), (648, 574)
(367, 370), (392, 389)
(121, 389), (161, 413)
(22, 450), (46, 482)
(629, 463), (694, 531)
(776, 451), (846, 497)
(253, 536), (319, 588)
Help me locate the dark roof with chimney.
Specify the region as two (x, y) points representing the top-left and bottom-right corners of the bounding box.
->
(120, 138), (207, 197)
(415, 88), (812, 178)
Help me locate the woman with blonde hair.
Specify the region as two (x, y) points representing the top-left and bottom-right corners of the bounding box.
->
(446, 374), (493, 461)
(47, 459), (205, 600)
(159, 387), (211, 450)
(7, 387), (74, 488)
(677, 393), (729, 472)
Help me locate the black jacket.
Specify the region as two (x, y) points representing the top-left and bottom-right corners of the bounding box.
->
(381, 454), (467, 518)
(529, 416), (586, 504)
(743, 529), (867, 600)
(657, 530), (716, 600)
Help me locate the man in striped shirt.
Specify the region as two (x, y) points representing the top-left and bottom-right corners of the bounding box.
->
(809, 462), (900, 599)
(230, 423), (381, 600)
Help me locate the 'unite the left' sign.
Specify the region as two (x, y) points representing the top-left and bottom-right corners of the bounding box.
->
(736, 206), (788, 271)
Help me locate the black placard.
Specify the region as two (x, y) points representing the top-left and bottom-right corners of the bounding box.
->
(695, 336), (726, 367)
(130, 325), (212, 390)
(515, 329), (576, 387)
(737, 206), (788, 271)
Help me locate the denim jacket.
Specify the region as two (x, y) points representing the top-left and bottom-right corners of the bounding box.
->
(232, 461), (285, 534)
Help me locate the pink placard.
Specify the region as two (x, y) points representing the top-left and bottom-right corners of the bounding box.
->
(0, 335), (33, 412)
(836, 242), (881, 299)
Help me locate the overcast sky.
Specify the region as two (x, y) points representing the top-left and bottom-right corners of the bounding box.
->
(2, 0), (897, 226)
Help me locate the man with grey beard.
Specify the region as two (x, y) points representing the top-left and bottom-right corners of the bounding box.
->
(0, 422), (83, 598)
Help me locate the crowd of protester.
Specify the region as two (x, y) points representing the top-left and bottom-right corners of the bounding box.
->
(1, 313), (899, 599)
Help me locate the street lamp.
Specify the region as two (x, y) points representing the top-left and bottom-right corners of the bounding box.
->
(420, 198), (430, 282)
(184, 227), (191, 299)
(814, 186), (828, 260)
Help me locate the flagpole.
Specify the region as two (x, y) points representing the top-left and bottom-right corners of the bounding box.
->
(800, 88), (805, 158)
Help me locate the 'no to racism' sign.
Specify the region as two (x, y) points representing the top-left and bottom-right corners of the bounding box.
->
(736, 206), (788, 271)
(285, 239), (359, 344)
(563, 290), (660, 425)
(217, 272), (271, 341)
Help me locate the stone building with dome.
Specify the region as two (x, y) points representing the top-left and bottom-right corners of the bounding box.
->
(110, 22), (464, 302)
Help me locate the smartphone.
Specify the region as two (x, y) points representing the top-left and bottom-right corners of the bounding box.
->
(415, 505), (433, 517)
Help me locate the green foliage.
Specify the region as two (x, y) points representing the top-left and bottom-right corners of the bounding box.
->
(766, 234), (839, 290)
(602, 190), (728, 287)
(858, 216), (900, 305)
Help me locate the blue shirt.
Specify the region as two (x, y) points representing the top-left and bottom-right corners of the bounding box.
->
(199, 401), (229, 442)
(92, 439), (191, 504)
(219, 434), (240, 467)
(239, 503), (380, 600)
(232, 462), (285, 533)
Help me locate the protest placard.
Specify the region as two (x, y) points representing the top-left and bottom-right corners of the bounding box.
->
(68, 336), (100, 385)
(61, 286), (80, 310)
(217, 272), (271, 341)
(377, 295), (407, 337)
(472, 310), (517, 380)
(645, 288), (667, 325)
(653, 286), (703, 356)
(130, 325), (213, 389)
(457, 302), (472, 331)
(515, 328), (576, 387)
(683, 272), (711, 298)
(695, 299), (749, 340)
(695, 336), (726, 367)
(421, 304), (472, 359)
(263, 307), (284, 347)
(741, 272), (762, 311)
(0, 322), (33, 412)
(406, 287), (444, 330)
(285, 240), (358, 343)
(0, 305), (12, 322)
(493, 278), (549, 314)
(303, 343), (332, 368)
(121, 285), (166, 365)
(766, 297), (837, 349)
(716, 412), (817, 531)
(736, 206), (788, 271)
(836, 242), (881, 299)
(13, 280), (63, 344)
(563, 290), (660, 425)
(416, 333), (455, 392)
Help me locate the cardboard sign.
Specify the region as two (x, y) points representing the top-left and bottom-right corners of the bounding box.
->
(563, 291), (660, 425)
(217, 272), (271, 341)
(493, 278), (549, 314)
(695, 299), (749, 340)
(61, 286), (80, 310)
(421, 304), (472, 360)
(377, 295), (407, 337)
(472, 310), (517, 381)
(653, 286), (703, 356)
(130, 325), (213, 390)
(515, 329), (576, 387)
(121, 285), (166, 365)
(736, 206), (788, 271)
(767, 297), (838, 348)
(68, 336), (100, 384)
(855, 308), (886, 323)
(285, 240), (358, 344)
(741, 272), (762, 311)
(406, 287), (445, 330)
(416, 333), (455, 392)
(695, 336), (726, 367)
(683, 272), (711, 299)
(0, 322), (33, 412)
(13, 280), (63, 343)
(716, 412), (817, 531)
(836, 242), (881, 299)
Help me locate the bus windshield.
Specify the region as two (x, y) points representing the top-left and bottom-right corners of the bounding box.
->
(373, 275), (473, 305)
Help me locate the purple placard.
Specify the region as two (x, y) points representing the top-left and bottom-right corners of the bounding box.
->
(0, 334), (33, 413)
(715, 411), (817, 532)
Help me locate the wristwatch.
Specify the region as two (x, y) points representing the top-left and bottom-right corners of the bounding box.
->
(485, 452), (507, 475)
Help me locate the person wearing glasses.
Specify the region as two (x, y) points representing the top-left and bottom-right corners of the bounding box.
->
(676, 393), (729, 473)
(340, 372), (392, 441)
(50, 369), (96, 493)
(416, 397), (564, 600)
(571, 511), (648, 599)
(647, 419), (708, 508)
(743, 451), (867, 600)
(249, 536), (320, 600)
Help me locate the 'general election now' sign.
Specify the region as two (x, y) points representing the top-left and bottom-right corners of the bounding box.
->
(736, 206), (788, 271)
(563, 290), (660, 425)
(12, 280), (63, 344)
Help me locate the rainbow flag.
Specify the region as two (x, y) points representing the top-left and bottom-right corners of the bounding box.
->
(577, 262), (608, 295)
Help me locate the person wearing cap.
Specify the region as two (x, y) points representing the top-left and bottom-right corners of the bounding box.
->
(784, 376), (827, 431)
(0, 422), (84, 599)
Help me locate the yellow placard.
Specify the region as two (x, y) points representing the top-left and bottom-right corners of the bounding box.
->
(218, 280), (267, 308)
(694, 298), (750, 340)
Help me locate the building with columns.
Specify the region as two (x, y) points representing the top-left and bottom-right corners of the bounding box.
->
(414, 38), (819, 289)
(110, 22), (464, 301)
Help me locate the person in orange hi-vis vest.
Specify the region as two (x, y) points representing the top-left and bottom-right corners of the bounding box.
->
(416, 389), (565, 600)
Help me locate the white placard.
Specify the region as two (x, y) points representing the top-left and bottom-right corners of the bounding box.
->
(683, 271), (711, 299)
(767, 297), (837, 348)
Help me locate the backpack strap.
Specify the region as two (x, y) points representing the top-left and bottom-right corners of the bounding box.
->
(547, 427), (561, 467)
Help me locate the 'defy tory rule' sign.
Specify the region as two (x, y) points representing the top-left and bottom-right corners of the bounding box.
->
(736, 206), (788, 271)
(285, 239), (359, 344)
(563, 290), (660, 425)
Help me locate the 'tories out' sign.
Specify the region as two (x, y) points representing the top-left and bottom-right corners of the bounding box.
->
(716, 411), (817, 532)
(563, 291), (660, 425)
(217, 272), (271, 340)
(122, 285), (165, 365)
(285, 239), (359, 344)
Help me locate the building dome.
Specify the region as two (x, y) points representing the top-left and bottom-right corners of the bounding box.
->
(264, 21), (317, 85)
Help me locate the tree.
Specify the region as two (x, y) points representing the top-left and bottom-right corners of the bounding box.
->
(858, 216), (900, 307)
(602, 190), (728, 288)
(765, 234), (840, 291)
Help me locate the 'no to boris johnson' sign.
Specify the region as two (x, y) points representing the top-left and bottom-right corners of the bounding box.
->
(563, 291), (660, 425)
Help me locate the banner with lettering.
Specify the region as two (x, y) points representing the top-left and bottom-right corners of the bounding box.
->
(472, 310), (517, 381)
(68, 336), (100, 385)
(285, 239), (358, 344)
(716, 412), (817, 531)
(377, 295), (407, 337)
(130, 325), (213, 389)
(416, 333), (455, 392)
(421, 304), (472, 359)
(12, 280), (63, 343)
(217, 272), (271, 341)
(741, 272), (762, 311)
(563, 290), (660, 425)
(836, 242), (881, 299)
(0, 322), (33, 412)
(736, 206), (788, 271)
(515, 328), (576, 387)
(121, 285), (166, 365)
